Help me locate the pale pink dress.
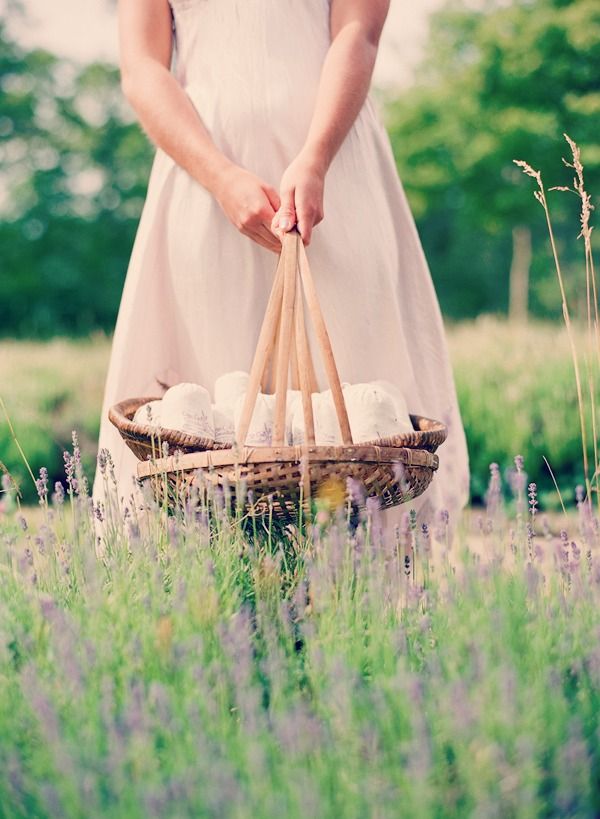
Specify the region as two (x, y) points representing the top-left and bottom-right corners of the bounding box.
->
(94, 0), (470, 534)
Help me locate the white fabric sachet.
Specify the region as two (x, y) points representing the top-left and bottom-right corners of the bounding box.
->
(232, 389), (306, 446)
(212, 403), (236, 445)
(343, 382), (408, 443)
(214, 370), (250, 408)
(233, 392), (276, 445)
(160, 383), (215, 440)
(370, 379), (414, 435)
(285, 389), (303, 445)
(291, 389), (343, 446)
(133, 399), (163, 428)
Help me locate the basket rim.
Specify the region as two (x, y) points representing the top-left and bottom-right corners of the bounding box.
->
(110, 395), (448, 458)
(137, 443), (439, 479)
(108, 396), (222, 451)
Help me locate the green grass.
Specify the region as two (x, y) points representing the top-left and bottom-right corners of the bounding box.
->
(0, 318), (594, 506)
(449, 316), (595, 503)
(0, 460), (599, 817)
(0, 335), (108, 500)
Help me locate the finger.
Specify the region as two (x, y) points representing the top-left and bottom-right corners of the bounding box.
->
(296, 210), (314, 245)
(263, 184), (281, 214)
(241, 226), (280, 253)
(256, 223), (281, 251)
(239, 199), (280, 250)
(271, 187), (297, 236)
(239, 227), (273, 251)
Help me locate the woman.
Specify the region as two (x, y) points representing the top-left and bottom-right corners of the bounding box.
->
(94, 0), (470, 535)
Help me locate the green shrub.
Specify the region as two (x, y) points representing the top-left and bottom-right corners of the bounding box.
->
(0, 337), (108, 501)
(448, 316), (596, 505)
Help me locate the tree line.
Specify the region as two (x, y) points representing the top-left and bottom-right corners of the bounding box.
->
(0, 0), (598, 337)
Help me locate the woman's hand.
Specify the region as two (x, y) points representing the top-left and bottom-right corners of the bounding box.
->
(272, 151), (326, 245)
(213, 164), (282, 252)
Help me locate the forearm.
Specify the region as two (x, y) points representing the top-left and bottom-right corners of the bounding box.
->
(122, 60), (234, 193)
(273, 3), (388, 242)
(301, 23), (380, 173)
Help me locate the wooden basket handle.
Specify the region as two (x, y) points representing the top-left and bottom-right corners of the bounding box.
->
(296, 235), (353, 445)
(236, 250), (285, 444)
(236, 229), (354, 447)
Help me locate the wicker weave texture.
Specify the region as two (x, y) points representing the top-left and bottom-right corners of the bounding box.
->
(143, 450), (436, 520)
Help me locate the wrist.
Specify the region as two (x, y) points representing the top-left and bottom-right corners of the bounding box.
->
(202, 153), (238, 198)
(298, 142), (331, 177)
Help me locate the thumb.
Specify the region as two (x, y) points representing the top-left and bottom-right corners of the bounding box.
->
(272, 188), (296, 234)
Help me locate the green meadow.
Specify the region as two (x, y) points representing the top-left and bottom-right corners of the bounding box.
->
(0, 317), (593, 508)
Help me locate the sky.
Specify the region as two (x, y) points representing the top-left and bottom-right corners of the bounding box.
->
(8, 0), (444, 88)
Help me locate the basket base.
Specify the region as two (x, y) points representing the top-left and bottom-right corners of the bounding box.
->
(138, 447), (438, 520)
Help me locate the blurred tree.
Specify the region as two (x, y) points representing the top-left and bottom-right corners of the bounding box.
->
(386, 0), (600, 321)
(0, 21), (153, 336)
(1, 1), (598, 336)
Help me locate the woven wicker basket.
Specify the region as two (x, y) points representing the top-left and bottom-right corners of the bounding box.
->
(110, 230), (447, 519)
(108, 396), (231, 461)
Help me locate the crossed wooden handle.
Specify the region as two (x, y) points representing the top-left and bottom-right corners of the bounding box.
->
(237, 229), (354, 448)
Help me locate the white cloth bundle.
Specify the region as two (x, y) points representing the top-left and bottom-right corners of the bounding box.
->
(291, 381), (412, 445)
(214, 370), (249, 409)
(213, 371), (250, 444)
(160, 383), (215, 440)
(291, 389), (343, 446)
(233, 389), (310, 446)
(149, 374), (412, 446)
(133, 399), (163, 428)
(212, 403), (236, 445)
(370, 379), (413, 435)
(233, 392), (276, 445)
(285, 389), (303, 445)
(342, 382), (400, 443)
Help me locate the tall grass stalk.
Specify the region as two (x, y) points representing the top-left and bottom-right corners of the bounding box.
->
(515, 134), (598, 510)
(556, 136), (600, 504)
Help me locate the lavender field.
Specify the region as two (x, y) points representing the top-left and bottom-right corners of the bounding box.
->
(1, 134), (598, 817)
(1, 447), (600, 817)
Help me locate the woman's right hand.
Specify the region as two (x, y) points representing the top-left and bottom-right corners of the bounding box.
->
(212, 164), (282, 253)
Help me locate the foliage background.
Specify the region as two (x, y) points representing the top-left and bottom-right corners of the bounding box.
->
(1, 0), (599, 336)
(387, 0), (600, 319)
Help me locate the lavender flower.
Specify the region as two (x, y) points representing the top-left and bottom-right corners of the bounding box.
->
(528, 482), (538, 520)
(98, 447), (117, 486)
(366, 495), (381, 516)
(52, 481), (65, 506)
(485, 462), (502, 517)
(346, 476), (366, 507)
(63, 451), (77, 494)
(71, 430), (80, 462)
(420, 522), (431, 557)
(433, 507), (450, 544)
(36, 467), (48, 505)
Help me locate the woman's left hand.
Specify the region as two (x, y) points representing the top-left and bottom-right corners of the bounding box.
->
(271, 151), (326, 245)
